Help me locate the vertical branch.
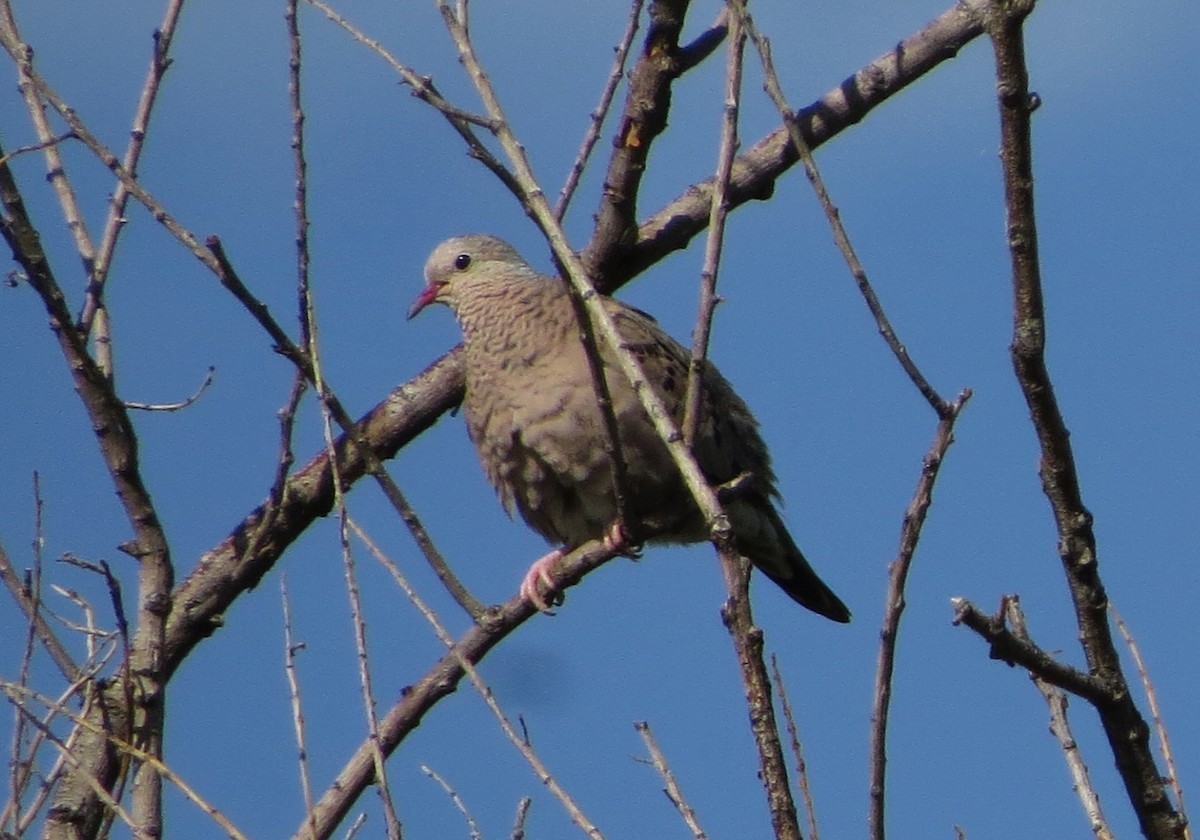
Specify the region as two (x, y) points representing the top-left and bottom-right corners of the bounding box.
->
(867, 390), (970, 840)
(285, 3), (402, 837)
(718, 552), (801, 840)
(682, 0), (744, 446)
(79, 0), (189, 348)
(281, 577), (317, 838)
(984, 3), (1184, 838)
(582, 0), (693, 267)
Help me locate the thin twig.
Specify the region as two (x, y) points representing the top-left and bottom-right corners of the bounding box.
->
(868, 389), (971, 840)
(1006, 598), (1114, 840)
(0, 130), (75, 166)
(634, 721), (707, 840)
(0, 5), (98, 310)
(7, 474), (45, 837)
(770, 655), (821, 840)
(0, 542), (79, 682)
(420, 765), (483, 840)
(737, 3), (946, 415)
(124, 366), (216, 411)
(281, 576), (317, 840)
(510, 797), (532, 840)
(338, 523), (404, 840)
(681, 0), (744, 447)
(4, 693), (136, 833)
(1110, 603), (1190, 832)
(80, 0), (188, 343)
(342, 813), (368, 840)
(349, 518), (605, 840)
(6, 665), (113, 835)
(286, 6), (402, 834)
(951, 598), (1110, 704)
(305, 0), (522, 202)
(207, 238), (485, 618)
(1, 682), (249, 840)
(554, 0), (645, 220)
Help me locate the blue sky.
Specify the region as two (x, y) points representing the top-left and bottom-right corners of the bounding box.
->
(2, 1), (1198, 838)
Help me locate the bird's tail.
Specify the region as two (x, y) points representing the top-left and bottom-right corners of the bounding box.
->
(727, 498), (851, 623)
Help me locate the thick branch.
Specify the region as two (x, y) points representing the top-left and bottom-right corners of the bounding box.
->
(591, 0), (988, 289)
(984, 4), (1184, 838)
(584, 0), (694, 266)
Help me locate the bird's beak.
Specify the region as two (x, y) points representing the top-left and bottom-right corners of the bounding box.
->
(406, 282), (444, 320)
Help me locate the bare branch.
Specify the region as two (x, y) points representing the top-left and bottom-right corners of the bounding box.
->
(771, 655), (821, 840)
(951, 597), (1110, 704)
(0, 541), (80, 683)
(350, 519), (604, 840)
(2, 682), (249, 840)
(81, 0), (189, 339)
(634, 721), (708, 840)
(1111, 604), (1190, 829)
(983, 2), (1184, 837)
(681, 1), (744, 447)
(582, 0), (694, 269)
(291, 532), (622, 840)
(281, 577), (317, 840)
(124, 366), (216, 412)
(608, 0), (990, 289)
(510, 797), (532, 840)
(555, 0), (645, 220)
(869, 389), (970, 840)
(0, 131), (75, 167)
(740, 9), (948, 414)
(420, 765), (483, 840)
(1006, 599), (1114, 840)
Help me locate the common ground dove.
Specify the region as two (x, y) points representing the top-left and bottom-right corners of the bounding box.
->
(408, 234), (850, 622)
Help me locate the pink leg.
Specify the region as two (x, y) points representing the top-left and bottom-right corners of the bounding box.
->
(602, 520), (627, 552)
(520, 524), (635, 612)
(520, 548), (564, 612)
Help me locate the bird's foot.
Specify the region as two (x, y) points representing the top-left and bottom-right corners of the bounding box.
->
(603, 520), (643, 560)
(520, 548), (564, 613)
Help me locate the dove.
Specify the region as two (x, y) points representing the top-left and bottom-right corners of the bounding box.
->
(408, 234), (850, 622)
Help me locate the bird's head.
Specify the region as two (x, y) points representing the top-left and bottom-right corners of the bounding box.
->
(407, 234), (535, 320)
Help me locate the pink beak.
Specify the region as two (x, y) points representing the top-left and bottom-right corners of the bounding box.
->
(406, 282), (444, 320)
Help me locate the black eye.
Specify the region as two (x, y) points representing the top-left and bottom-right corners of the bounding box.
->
(454, 253), (472, 270)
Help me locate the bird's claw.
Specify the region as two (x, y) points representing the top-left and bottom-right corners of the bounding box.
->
(603, 520), (642, 559)
(520, 548), (564, 613)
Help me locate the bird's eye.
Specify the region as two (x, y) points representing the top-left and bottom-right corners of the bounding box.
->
(454, 253), (472, 270)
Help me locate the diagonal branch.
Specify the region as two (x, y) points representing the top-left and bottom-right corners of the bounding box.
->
(290, 536), (623, 840)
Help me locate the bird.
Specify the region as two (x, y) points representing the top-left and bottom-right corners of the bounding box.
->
(408, 234), (850, 622)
